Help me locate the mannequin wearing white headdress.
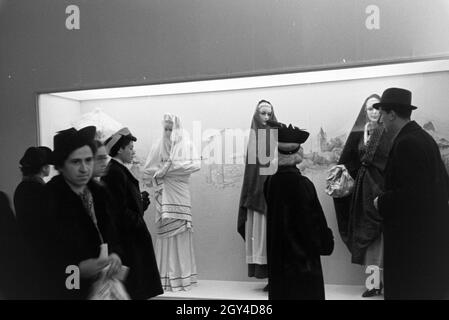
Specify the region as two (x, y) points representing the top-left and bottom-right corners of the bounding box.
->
(143, 113), (200, 292)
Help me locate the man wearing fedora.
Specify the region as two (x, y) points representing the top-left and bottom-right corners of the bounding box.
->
(373, 87), (449, 299)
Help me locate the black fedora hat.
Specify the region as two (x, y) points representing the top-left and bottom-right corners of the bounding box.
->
(52, 126), (96, 165)
(373, 87), (417, 111)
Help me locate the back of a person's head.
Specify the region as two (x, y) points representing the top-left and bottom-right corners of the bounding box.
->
(382, 106), (412, 120)
(393, 107), (412, 120)
(19, 146), (52, 177)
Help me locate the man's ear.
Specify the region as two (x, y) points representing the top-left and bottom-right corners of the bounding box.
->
(390, 110), (397, 121)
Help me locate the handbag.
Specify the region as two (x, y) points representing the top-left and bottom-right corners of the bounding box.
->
(88, 244), (131, 300)
(325, 164), (355, 198)
(89, 274), (130, 300)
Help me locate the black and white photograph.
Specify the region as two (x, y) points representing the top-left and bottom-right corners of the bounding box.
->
(1, 0), (449, 304)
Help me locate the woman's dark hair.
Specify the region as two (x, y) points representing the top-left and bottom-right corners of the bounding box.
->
(104, 135), (134, 157)
(19, 146), (53, 177)
(20, 165), (45, 177)
(384, 106), (412, 119)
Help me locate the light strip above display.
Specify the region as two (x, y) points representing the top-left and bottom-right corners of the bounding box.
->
(50, 59), (449, 101)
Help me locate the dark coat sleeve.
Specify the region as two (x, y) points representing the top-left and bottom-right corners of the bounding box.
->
(285, 177), (334, 257)
(36, 188), (82, 299)
(378, 138), (429, 217)
(0, 192), (31, 299)
(92, 183), (124, 259)
(102, 168), (146, 234)
(299, 179), (334, 256)
(308, 181), (334, 256)
(14, 182), (45, 244)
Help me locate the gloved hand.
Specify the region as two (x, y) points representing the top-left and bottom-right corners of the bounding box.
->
(141, 191), (150, 212)
(153, 160), (172, 179)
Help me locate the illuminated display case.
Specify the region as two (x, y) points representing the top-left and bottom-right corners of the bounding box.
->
(36, 60), (449, 297)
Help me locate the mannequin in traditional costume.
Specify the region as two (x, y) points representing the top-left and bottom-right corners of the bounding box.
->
(144, 114), (200, 291)
(264, 121), (334, 300)
(333, 94), (392, 297)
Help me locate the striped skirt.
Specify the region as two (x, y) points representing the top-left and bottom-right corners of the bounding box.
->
(156, 224), (197, 292)
(154, 185), (197, 292)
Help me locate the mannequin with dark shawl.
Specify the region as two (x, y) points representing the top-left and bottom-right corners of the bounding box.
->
(237, 100), (277, 280)
(333, 94), (393, 297)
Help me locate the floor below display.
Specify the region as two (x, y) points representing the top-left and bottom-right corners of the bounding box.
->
(154, 280), (383, 300)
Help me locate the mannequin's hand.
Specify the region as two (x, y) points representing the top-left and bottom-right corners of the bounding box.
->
(153, 169), (165, 179)
(153, 161), (171, 179)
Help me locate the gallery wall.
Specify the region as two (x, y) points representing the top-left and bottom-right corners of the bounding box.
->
(39, 70), (449, 284)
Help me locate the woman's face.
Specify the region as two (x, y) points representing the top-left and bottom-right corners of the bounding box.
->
(164, 121), (173, 139)
(366, 97), (380, 122)
(118, 141), (135, 164)
(258, 105), (272, 125)
(60, 145), (94, 189)
(93, 145), (109, 177)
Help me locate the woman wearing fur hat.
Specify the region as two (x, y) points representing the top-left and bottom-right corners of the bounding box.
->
(264, 122), (334, 300)
(39, 126), (123, 299)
